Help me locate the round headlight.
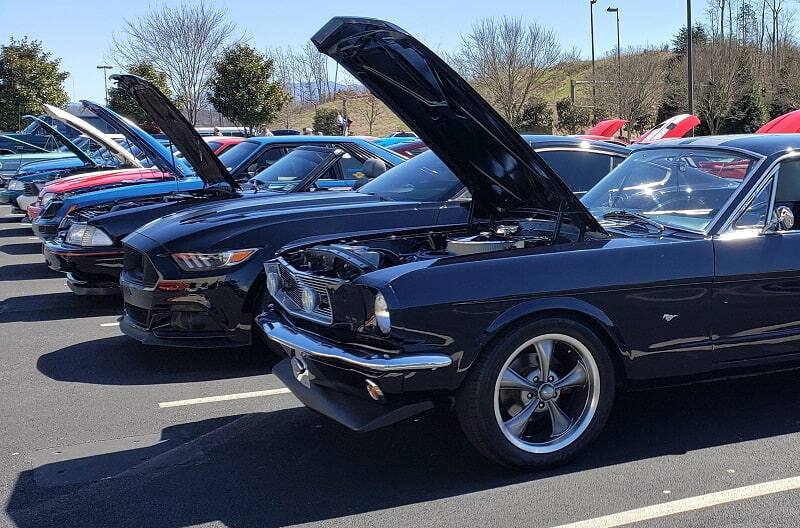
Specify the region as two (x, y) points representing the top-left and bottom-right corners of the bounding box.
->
(266, 270), (282, 296)
(374, 292), (391, 334)
(300, 286), (319, 313)
(8, 180), (24, 191)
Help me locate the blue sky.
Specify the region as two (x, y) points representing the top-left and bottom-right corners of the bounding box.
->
(2, 0), (693, 103)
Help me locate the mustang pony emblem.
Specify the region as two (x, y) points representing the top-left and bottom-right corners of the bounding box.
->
(662, 314), (679, 322)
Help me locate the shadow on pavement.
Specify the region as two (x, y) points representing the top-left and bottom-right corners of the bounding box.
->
(0, 215), (25, 224)
(8, 369), (800, 528)
(0, 227), (35, 238)
(0, 242), (42, 255)
(0, 292), (120, 323)
(0, 262), (62, 281)
(37, 335), (278, 385)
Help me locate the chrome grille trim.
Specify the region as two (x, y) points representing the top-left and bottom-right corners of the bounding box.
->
(268, 258), (344, 325)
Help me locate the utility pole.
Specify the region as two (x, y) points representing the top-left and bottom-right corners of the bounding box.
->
(590, 0), (598, 120)
(607, 7), (622, 117)
(96, 65), (113, 105)
(687, 0), (695, 123)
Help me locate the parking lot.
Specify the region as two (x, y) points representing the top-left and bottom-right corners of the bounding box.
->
(2, 203), (800, 528)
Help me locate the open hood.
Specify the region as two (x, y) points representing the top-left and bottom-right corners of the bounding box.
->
(110, 74), (239, 190)
(585, 119), (628, 138)
(43, 104), (141, 168)
(312, 17), (602, 234)
(80, 100), (191, 179)
(23, 115), (94, 167)
(635, 114), (700, 143)
(756, 110), (800, 134)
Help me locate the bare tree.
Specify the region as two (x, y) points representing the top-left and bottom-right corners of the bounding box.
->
(693, 40), (740, 133)
(358, 92), (384, 135)
(269, 46), (300, 128)
(454, 17), (564, 127)
(111, 1), (242, 124)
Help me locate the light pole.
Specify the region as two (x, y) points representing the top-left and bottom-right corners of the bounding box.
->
(96, 65), (113, 105)
(590, 0), (598, 120)
(607, 7), (621, 117)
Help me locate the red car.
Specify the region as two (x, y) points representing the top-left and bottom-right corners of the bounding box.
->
(27, 137), (243, 221)
(388, 139), (428, 158)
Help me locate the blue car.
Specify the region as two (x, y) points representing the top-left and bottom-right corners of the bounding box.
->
(32, 97), (404, 241)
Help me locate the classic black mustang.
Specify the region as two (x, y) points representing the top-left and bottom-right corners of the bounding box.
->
(258, 17), (800, 469)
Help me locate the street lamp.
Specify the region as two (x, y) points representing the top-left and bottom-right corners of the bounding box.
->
(607, 7), (621, 117)
(96, 65), (113, 105)
(590, 0), (598, 120)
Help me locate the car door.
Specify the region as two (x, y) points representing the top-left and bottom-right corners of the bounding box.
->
(243, 147), (287, 180)
(713, 157), (800, 363)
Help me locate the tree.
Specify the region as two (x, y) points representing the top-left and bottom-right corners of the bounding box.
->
(313, 107), (340, 135)
(671, 24), (709, 55)
(455, 17), (564, 127)
(108, 63), (172, 127)
(0, 37), (68, 131)
(208, 44), (289, 135)
(556, 98), (591, 134)
(111, 1), (241, 125)
(517, 99), (553, 133)
(721, 57), (766, 133)
(357, 93), (384, 135)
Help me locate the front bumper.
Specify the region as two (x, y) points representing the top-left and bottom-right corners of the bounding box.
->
(27, 203), (42, 222)
(259, 312), (451, 432)
(31, 220), (58, 241)
(43, 240), (124, 295)
(17, 194), (37, 212)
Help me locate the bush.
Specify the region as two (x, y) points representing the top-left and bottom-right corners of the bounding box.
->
(312, 107), (340, 135)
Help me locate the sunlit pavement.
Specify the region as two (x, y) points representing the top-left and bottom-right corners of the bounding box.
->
(2, 203), (800, 528)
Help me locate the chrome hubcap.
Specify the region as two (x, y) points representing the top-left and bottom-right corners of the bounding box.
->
(493, 333), (601, 454)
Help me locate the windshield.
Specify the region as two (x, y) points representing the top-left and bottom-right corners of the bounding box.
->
(358, 150), (462, 202)
(250, 148), (329, 192)
(582, 147), (758, 231)
(219, 140), (261, 171)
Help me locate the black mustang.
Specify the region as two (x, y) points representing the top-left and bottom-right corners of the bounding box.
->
(258, 17), (800, 469)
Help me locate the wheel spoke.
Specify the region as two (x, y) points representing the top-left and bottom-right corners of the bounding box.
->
(499, 367), (537, 391)
(553, 362), (588, 391)
(547, 400), (573, 438)
(505, 399), (540, 437)
(535, 339), (554, 380)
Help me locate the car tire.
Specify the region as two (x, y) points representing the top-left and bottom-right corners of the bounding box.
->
(456, 317), (615, 469)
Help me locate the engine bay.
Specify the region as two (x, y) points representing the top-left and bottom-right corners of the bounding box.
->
(282, 221), (554, 281)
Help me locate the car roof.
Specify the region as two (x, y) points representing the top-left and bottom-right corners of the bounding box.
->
(639, 133), (800, 157)
(521, 134), (630, 155)
(242, 135), (366, 145)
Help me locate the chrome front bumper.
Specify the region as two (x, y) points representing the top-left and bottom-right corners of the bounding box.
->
(16, 194), (37, 211)
(258, 316), (452, 373)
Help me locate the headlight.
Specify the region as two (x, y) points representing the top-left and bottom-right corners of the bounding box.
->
(41, 192), (56, 206)
(374, 292), (391, 334)
(8, 180), (24, 191)
(65, 224), (114, 247)
(171, 249), (258, 272)
(266, 268), (282, 296)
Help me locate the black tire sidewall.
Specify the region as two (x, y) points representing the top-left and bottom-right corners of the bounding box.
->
(457, 317), (616, 469)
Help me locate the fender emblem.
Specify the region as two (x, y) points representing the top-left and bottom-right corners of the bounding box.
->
(662, 314), (679, 322)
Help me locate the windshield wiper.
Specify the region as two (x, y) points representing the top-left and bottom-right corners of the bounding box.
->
(602, 210), (664, 232)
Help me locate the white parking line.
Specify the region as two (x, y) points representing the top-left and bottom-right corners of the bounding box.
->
(158, 388), (292, 408)
(99, 322), (120, 327)
(551, 476), (800, 528)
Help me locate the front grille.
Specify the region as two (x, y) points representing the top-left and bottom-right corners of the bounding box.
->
(124, 303), (149, 326)
(23, 182), (37, 195)
(123, 248), (158, 288)
(273, 260), (342, 324)
(40, 200), (62, 219)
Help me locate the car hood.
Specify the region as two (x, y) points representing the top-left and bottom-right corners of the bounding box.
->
(584, 119), (628, 138)
(312, 17), (602, 234)
(636, 114), (701, 143)
(17, 157), (86, 176)
(42, 104), (141, 168)
(129, 191), (404, 251)
(80, 100), (192, 178)
(23, 114), (94, 167)
(756, 110), (800, 133)
(43, 168), (168, 194)
(111, 74), (239, 190)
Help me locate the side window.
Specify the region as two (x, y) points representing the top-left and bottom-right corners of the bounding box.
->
(538, 150), (623, 195)
(247, 147), (286, 177)
(336, 153), (367, 181)
(734, 176), (774, 229)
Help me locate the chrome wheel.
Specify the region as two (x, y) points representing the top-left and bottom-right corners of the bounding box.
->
(493, 333), (600, 454)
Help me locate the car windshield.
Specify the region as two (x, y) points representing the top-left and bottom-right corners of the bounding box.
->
(219, 140), (261, 171)
(358, 150), (462, 202)
(581, 147), (758, 231)
(250, 148), (329, 192)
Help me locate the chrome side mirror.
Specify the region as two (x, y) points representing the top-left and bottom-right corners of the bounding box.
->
(764, 206), (795, 233)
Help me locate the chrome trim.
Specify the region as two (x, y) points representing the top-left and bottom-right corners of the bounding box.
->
(267, 258), (342, 325)
(260, 318), (452, 372)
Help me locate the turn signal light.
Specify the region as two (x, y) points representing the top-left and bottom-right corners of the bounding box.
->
(157, 280), (191, 292)
(365, 379), (385, 401)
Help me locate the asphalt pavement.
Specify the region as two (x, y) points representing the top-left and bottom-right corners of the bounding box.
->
(2, 203), (800, 528)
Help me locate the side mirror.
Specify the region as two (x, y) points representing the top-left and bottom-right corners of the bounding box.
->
(764, 206), (795, 233)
